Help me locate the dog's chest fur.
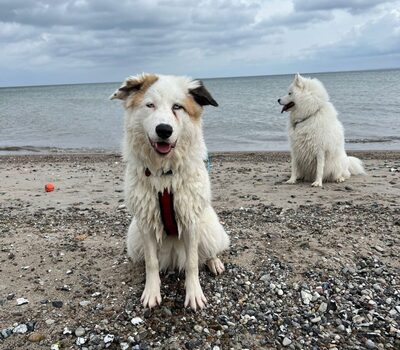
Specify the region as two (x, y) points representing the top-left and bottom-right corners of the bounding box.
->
(124, 162), (210, 241)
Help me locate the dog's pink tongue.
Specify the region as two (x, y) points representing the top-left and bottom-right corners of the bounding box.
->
(155, 142), (172, 154)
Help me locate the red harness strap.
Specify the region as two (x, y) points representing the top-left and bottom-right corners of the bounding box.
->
(158, 188), (179, 236)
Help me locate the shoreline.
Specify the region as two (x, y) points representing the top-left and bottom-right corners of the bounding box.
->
(1, 150), (400, 167)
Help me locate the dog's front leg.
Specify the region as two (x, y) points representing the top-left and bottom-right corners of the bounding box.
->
(141, 232), (161, 308)
(183, 227), (207, 311)
(312, 152), (325, 187)
(286, 156), (299, 184)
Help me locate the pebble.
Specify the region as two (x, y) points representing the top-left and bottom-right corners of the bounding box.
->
(75, 326), (86, 337)
(194, 325), (203, 333)
(131, 317), (144, 325)
(28, 332), (45, 342)
(318, 302), (328, 313)
(365, 339), (377, 349)
(76, 337), (86, 346)
(52, 300), (63, 308)
(1, 328), (13, 339)
(301, 290), (313, 305)
(45, 319), (55, 325)
(16, 297), (29, 305)
(104, 334), (115, 343)
(13, 324), (28, 333)
(311, 316), (321, 323)
(282, 337), (292, 346)
(79, 300), (91, 307)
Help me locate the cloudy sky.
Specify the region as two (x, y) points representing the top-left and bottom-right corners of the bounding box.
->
(1, 0), (399, 86)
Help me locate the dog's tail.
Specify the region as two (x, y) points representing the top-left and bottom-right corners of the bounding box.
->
(348, 156), (366, 175)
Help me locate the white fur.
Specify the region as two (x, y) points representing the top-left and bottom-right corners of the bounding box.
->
(112, 74), (229, 310)
(278, 74), (365, 186)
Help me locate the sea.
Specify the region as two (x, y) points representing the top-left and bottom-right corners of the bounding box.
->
(1, 69), (399, 154)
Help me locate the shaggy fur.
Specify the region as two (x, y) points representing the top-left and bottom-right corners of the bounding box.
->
(278, 74), (365, 187)
(111, 73), (229, 310)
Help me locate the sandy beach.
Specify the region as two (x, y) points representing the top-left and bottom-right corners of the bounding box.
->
(0, 151), (399, 349)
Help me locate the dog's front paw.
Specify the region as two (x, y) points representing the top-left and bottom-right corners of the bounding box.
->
(207, 257), (225, 275)
(335, 176), (345, 183)
(311, 180), (323, 187)
(286, 177), (297, 184)
(185, 280), (207, 311)
(141, 285), (161, 309)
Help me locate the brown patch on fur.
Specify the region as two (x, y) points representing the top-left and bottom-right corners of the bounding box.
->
(182, 96), (203, 121)
(126, 74), (159, 109)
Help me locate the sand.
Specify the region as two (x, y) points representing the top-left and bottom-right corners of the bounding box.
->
(0, 151), (399, 349)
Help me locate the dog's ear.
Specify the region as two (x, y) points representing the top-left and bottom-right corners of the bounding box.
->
(189, 81), (218, 107)
(109, 76), (146, 100)
(294, 73), (304, 89)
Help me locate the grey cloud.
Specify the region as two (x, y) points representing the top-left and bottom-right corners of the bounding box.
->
(293, 0), (397, 13)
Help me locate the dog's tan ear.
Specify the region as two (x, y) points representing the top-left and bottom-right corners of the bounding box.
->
(110, 76), (144, 100)
(294, 73), (304, 89)
(189, 81), (218, 107)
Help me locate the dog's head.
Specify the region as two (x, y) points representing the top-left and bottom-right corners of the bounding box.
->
(278, 73), (329, 116)
(111, 73), (217, 158)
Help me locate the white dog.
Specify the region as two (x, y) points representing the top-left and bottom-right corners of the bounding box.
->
(278, 73), (365, 187)
(111, 74), (229, 310)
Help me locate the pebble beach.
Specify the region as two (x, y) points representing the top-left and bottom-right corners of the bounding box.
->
(0, 151), (399, 349)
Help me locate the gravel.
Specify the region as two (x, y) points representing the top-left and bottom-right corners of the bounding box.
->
(0, 153), (399, 349)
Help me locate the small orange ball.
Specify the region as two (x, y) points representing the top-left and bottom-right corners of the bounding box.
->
(45, 183), (55, 192)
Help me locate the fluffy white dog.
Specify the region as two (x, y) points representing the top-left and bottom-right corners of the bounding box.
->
(111, 74), (229, 310)
(278, 73), (365, 187)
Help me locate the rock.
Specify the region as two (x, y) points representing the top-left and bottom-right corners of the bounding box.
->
(75, 326), (86, 337)
(51, 344), (61, 350)
(194, 325), (203, 333)
(16, 297), (29, 305)
(13, 324), (28, 333)
(28, 332), (45, 342)
(76, 337), (86, 346)
(282, 337), (292, 346)
(373, 245), (385, 253)
(104, 334), (115, 343)
(1, 328), (13, 338)
(311, 316), (321, 323)
(318, 302), (328, 313)
(120, 342), (130, 350)
(79, 300), (91, 307)
(365, 339), (377, 349)
(52, 300), (63, 308)
(301, 290), (313, 305)
(63, 327), (72, 335)
(45, 319), (55, 325)
(131, 317), (144, 325)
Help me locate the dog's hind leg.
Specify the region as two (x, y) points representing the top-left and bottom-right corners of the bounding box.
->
(207, 257), (225, 275)
(199, 207), (230, 275)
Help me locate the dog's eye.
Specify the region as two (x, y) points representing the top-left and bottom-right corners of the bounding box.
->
(288, 92), (292, 96)
(146, 103), (155, 108)
(172, 104), (183, 110)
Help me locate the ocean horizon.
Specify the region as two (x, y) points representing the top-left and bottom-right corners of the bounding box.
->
(1, 68), (399, 154)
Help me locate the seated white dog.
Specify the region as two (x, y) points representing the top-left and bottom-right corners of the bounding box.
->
(111, 73), (229, 310)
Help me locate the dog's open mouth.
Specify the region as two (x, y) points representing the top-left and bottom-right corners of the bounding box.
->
(281, 102), (295, 113)
(149, 139), (177, 155)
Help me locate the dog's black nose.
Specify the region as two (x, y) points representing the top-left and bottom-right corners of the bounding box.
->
(156, 124), (173, 140)
(277, 98), (281, 103)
